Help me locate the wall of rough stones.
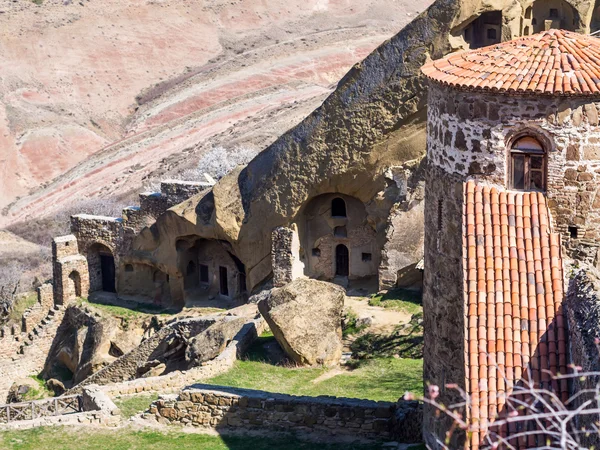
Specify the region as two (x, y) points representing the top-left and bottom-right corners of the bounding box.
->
(161, 180), (212, 208)
(565, 266), (600, 449)
(0, 308), (66, 401)
(422, 165), (467, 449)
(271, 226), (305, 287)
(147, 385), (422, 443)
(427, 82), (600, 263)
(296, 193), (380, 281)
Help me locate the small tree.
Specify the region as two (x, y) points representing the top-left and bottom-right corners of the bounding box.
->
(180, 145), (258, 181)
(0, 262), (24, 322)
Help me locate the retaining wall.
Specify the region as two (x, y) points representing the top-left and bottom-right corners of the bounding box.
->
(147, 385), (422, 443)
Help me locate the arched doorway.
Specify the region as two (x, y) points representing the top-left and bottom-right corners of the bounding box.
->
(335, 244), (349, 277)
(88, 243), (116, 293)
(68, 271), (82, 299)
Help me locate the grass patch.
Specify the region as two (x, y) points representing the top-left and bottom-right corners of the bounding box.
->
(20, 375), (53, 401)
(8, 292), (38, 324)
(0, 427), (385, 449)
(204, 332), (423, 402)
(76, 299), (176, 320)
(342, 308), (368, 337)
(368, 288), (422, 315)
(113, 393), (159, 418)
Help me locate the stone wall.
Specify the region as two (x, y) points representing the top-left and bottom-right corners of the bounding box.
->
(565, 266), (600, 449)
(21, 284), (55, 334)
(296, 193), (380, 281)
(422, 165), (466, 448)
(427, 82), (600, 263)
(271, 226), (305, 287)
(0, 307), (66, 401)
(161, 180), (212, 208)
(147, 385), (422, 443)
(52, 235), (90, 304)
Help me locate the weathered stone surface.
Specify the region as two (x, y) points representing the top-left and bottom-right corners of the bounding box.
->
(185, 317), (248, 368)
(6, 378), (39, 403)
(258, 279), (344, 366)
(46, 378), (66, 396)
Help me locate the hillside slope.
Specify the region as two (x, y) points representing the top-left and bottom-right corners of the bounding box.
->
(0, 0), (430, 226)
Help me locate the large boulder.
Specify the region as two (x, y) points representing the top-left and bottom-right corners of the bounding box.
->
(258, 278), (344, 367)
(185, 317), (248, 368)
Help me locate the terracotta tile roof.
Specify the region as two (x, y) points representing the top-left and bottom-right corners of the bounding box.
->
(422, 29), (600, 96)
(463, 181), (567, 448)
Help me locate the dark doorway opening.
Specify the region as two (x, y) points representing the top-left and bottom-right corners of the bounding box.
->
(219, 266), (229, 296)
(331, 197), (347, 217)
(335, 244), (349, 277)
(100, 254), (116, 293)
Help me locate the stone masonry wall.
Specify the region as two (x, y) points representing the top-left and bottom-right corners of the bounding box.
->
(422, 165), (466, 448)
(147, 386), (422, 443)
(427, 83), (600, 263)
(271, 226), (305, 287)
(70, 215), (123, 256)
(161, 180), (212, 208)
(565, 266), (600, 450)
(0, 308), (66, 401)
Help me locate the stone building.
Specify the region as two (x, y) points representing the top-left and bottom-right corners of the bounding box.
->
(420, 29), (600, 448)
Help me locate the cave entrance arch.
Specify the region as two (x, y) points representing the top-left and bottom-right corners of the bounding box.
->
(335, 244), (349, 277)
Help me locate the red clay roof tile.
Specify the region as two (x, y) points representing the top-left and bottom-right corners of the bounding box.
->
(422, 30), (600, 96)
(463, 181), (567, 449)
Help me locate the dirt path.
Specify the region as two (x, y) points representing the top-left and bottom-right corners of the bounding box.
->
(345, 296), (411, 334)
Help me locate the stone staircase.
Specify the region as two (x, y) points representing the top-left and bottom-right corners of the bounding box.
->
(18, 305), (65, 355)
(0, 306), (66, 401)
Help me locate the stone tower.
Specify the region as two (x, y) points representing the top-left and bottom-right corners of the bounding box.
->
(420, 29), (600, 448)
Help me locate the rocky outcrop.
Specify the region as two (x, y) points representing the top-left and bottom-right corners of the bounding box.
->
(6, 378), (39, 403)
(185, 317), (249, 368)
(258, 279), (344, 366)
(42, 305), (146, 385)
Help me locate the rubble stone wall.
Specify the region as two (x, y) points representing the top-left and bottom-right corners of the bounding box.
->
(422, 165), (467, 448)
(271, 226), (305, 287)
(161, 180), (212, 208)
(149, 386), (422, 443)
(427, 83), (600, 263)
(565, 267), (600, 449)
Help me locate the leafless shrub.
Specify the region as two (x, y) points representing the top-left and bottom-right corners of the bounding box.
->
(179, 145), (258, 181)
(407, 359), (600, 449)
(0, 260), (25, 322)
(6, 197), (126, 247)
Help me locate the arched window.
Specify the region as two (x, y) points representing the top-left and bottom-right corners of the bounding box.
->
(510, 136), (546, 191)
(331, 197), (347, 217)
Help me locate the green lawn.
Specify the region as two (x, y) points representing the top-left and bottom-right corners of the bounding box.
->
(0, 428), (385, 450)
(204, 333), (423, 402)
(76, 299), (176, 320)
(368, 288), (422, 315)
(113, 393), (159, 418)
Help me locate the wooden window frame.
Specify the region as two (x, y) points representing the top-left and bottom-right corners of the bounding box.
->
(509, 147), (546, 192)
